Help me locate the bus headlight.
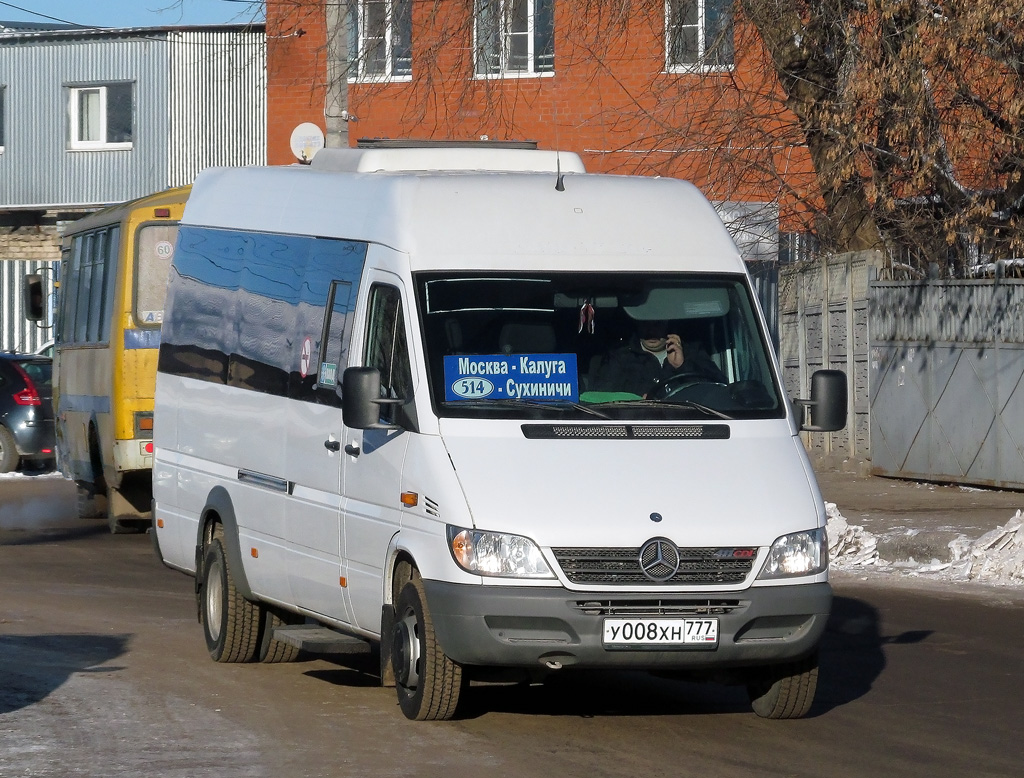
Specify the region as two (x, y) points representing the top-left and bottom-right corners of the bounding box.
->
(447, 526), (555, 579)
(757, 528), (828, 579)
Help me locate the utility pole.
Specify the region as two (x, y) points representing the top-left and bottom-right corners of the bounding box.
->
(324, 1), (350, 148)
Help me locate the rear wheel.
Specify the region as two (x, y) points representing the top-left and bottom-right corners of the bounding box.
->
(76, 428), (108, 519)
(201, 524), (260, 663)
(392, 572), (463, 721)
(746, 652), (819, 719)
(256, 607), (301, 663)
(0, 426), (18, 473)
(75, 481), (108, 518)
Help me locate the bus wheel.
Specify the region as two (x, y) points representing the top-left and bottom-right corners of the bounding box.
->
(746, 652), (819, 719)
(75, 481), (108, 519)
(392, 572), (463, 721)
(201, 524), (260, 663)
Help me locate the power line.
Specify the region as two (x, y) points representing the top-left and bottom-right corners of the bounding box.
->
(0, 0), (91, 28)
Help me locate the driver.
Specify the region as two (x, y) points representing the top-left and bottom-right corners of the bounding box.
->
(591, 319), (726, 397)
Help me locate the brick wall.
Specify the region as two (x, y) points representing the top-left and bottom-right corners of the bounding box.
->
(266, 1), (820, 231)
(0, 226), (61, 262)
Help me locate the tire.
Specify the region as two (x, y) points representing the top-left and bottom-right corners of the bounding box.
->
(201, 524), (261, 663)
(0, 426), (19, 473)
(256, 607), (301, 664)
(76, 481), (108, 519)
(391, 573), (464, 721)
(746, 652), (819, 719)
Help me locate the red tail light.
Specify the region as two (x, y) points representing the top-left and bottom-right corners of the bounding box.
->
(13, 388), (41, 406)
(11, 363), (42, 405)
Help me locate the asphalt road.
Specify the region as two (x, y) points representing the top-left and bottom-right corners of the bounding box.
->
(1, 476), (1023, 777)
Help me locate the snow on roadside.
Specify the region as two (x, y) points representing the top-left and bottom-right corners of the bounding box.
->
(923, 511), (1024, 584)
(826, 502), (881, 567)
(826, 501), (1024, 587)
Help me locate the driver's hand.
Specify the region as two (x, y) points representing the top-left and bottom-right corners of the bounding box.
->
(666, 334), (684, 368)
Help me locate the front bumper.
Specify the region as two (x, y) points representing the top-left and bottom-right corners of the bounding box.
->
(423, 579), (831, 670)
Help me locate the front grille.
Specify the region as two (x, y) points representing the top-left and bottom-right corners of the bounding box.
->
(552, 546), (754, 585)
(521, 424), (730, 440)
(570, 599), (744, 617)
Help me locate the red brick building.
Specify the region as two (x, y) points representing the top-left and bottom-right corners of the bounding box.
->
(266, 1), (819, 250)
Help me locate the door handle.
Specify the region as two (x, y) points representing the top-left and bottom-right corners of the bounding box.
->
(324, 439), (341, 452)
(344, 443), (361, 457)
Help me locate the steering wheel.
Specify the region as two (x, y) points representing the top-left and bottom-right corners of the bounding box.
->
(646, 370), (726, 401)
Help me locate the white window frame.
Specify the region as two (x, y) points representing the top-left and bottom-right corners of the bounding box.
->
(665, 0), (735, 74)
(474, 0), (554, 79)
(67, 84), (133, 151)
(348, 0), (413, 83)
(0, 85), (6, 154)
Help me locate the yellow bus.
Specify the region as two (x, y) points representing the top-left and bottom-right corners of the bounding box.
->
(52, 187), (189, 533)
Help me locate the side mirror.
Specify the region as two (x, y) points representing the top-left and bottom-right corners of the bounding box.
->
(24, 274), (45, 322)
(342, 367), (402, 431)
(797, 369), (847, 432)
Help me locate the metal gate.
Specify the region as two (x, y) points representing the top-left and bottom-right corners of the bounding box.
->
(870, 279), (1024, 489)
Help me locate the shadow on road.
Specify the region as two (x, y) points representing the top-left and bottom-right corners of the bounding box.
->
(811, 595), (932, 716)
(0, 523), (109, 547)
(0, 634), (131, 715)
(292, 595), (935, 720)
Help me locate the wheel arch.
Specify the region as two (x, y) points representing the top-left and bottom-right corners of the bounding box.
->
(194, 485), (255, 601)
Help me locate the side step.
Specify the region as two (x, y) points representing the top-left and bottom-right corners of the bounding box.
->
(273, 624), (371, 655)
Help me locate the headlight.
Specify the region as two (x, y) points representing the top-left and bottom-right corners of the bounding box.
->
(757, 528), (828, 579)
(447, 526), (555, 579)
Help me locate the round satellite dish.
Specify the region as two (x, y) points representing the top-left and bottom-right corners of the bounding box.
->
(290, 123), (325, 164)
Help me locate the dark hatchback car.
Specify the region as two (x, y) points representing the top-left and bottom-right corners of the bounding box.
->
(0, 353), (56, 473)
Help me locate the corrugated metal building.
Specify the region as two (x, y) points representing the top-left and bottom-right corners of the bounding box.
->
(0, 22), (265, 352)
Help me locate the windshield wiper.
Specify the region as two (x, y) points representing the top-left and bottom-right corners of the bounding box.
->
(590, 399), (733, 420)
(445, 398), (611, 419)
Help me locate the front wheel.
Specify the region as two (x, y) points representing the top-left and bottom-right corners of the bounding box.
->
(201, 525), (260, 663)
(392, 573), (464, 721)
(746, 652), (819, 719)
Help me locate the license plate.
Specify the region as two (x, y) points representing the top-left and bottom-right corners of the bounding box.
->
(602, 617), (719, 647)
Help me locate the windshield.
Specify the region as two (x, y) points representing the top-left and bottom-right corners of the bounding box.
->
(415, 272), (783, 421)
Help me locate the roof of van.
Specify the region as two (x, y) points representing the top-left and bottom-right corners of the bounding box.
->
(310, 146), (586, 174)
(182, 164), (743, 274)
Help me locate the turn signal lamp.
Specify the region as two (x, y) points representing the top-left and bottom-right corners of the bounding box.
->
(400, 491), (418, 507)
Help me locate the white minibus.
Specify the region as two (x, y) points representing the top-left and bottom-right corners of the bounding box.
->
(153, 145), (846, 721)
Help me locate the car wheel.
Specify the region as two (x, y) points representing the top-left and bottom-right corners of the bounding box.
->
(201, 524), (260, 663)
(746, 652), (819, 719)
(392, 572), (464, 721)
(0, 426), (19, 473)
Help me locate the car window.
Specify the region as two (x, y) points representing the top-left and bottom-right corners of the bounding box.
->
(17, 359), (52, 387)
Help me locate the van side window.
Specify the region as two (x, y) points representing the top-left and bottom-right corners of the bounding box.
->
(364, 284), (412, 418)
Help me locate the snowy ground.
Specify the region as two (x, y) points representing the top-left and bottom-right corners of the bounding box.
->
(827, 501), (1024, 588)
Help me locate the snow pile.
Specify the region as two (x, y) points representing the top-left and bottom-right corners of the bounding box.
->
(921, 511), (1024, 584)
(826, 502), (881, 567)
